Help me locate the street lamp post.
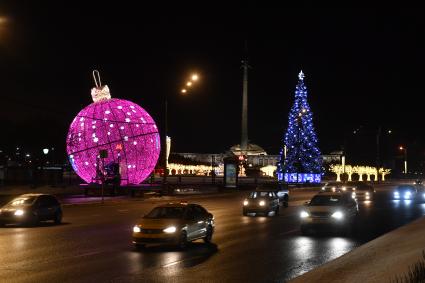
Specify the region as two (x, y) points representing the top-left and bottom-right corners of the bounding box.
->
(42, 148), (49, 186)
(162, 73), (200, 194)
(351, 126), (392, 182)
(376, 127), (392, 175)
(162, 97), (168, 192)
(399, 146), (407, 175)
(376, 126), (381, 181)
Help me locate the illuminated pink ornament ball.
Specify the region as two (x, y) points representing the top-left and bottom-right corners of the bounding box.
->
(66, 76), (160, 185)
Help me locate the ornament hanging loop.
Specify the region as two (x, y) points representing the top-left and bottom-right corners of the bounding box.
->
(91, 70), (111, 102)
(92, 70), (102, 88)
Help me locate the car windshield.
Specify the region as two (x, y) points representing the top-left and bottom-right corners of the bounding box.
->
(325, 182), (341, 187)
(144, 207), (186, 219)
(8, 197), (37, 206)
(309, 195), (342, 206)
(249, 191), (272, 198)
(347, 182), (369, 190)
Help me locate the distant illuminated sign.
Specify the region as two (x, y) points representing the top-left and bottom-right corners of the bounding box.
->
(278, 173), (321, 183)
(225, 164), (237, 188)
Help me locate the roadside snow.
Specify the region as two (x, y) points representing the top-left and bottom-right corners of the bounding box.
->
(291, 215), (425, 282)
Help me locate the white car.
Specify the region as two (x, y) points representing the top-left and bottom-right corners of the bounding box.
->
(300, 192), (358, 235)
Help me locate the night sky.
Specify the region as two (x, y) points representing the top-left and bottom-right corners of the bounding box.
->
(0, 2), (424, 165)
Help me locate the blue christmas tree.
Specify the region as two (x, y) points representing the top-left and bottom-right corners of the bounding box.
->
(278, 71), (322, 183)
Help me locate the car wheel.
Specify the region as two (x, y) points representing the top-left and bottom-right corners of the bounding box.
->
(203, 225), (213, 243)
(26, 215), (39, 227)
(134, 243), (146, 250)
(341, 224), (352, 236)
(283, 196), (289, 207)
(178, 231), (188, 249)
(54, 211), (62, 225)
(300, 225), (309, 235)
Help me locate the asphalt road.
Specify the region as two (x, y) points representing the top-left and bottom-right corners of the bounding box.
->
(1, 185), (425, 283)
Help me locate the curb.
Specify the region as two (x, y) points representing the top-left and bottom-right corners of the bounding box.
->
(60, 191), (244, 206)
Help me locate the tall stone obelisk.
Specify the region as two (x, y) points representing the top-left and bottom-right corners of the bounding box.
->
(241, 59), (249, 152)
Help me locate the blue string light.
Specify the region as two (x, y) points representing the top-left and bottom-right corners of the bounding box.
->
(278, 71), (322, 183)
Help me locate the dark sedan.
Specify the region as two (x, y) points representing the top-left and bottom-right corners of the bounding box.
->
(243, 190), (280, 216)
(346, 181), (375, 201)
(393, 185), (425, 202)
(0, 194), (63, 226)
(257, 183), (289, 207)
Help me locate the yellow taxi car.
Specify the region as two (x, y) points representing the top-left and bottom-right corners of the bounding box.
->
(132, 202), (214, 249)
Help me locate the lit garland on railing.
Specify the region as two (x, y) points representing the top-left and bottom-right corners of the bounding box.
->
(329, 164), (391, 181)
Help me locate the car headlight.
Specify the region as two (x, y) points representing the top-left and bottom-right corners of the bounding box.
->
(351, 192), (356, 199)
(404, 191), (412, 199)
(366, 192), (369, 196)
(259, 200), (266, 206)
(321, 187), (325, 191)
(14, 209), (24, 216)
(243, 200), (249, 206)
(163, 226), (177, 233)
(300, 211), (310, 218)
(133, 226), (141, 233)
(394, 191), (400, 198)
(342, 187), (346, 191)
(331, 211), (344, 219)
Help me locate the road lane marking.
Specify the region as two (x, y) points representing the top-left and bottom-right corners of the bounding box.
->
(72, 251), (103, 258)
(161, 255), (206, 268)
(279, 228), (300, 236)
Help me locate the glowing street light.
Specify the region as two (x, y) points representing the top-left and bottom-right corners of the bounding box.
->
(399, 146), (407, 174)
(180, 73), (200, 94)
(0, 16), (9, 41)
(167, 72), (201, 189)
